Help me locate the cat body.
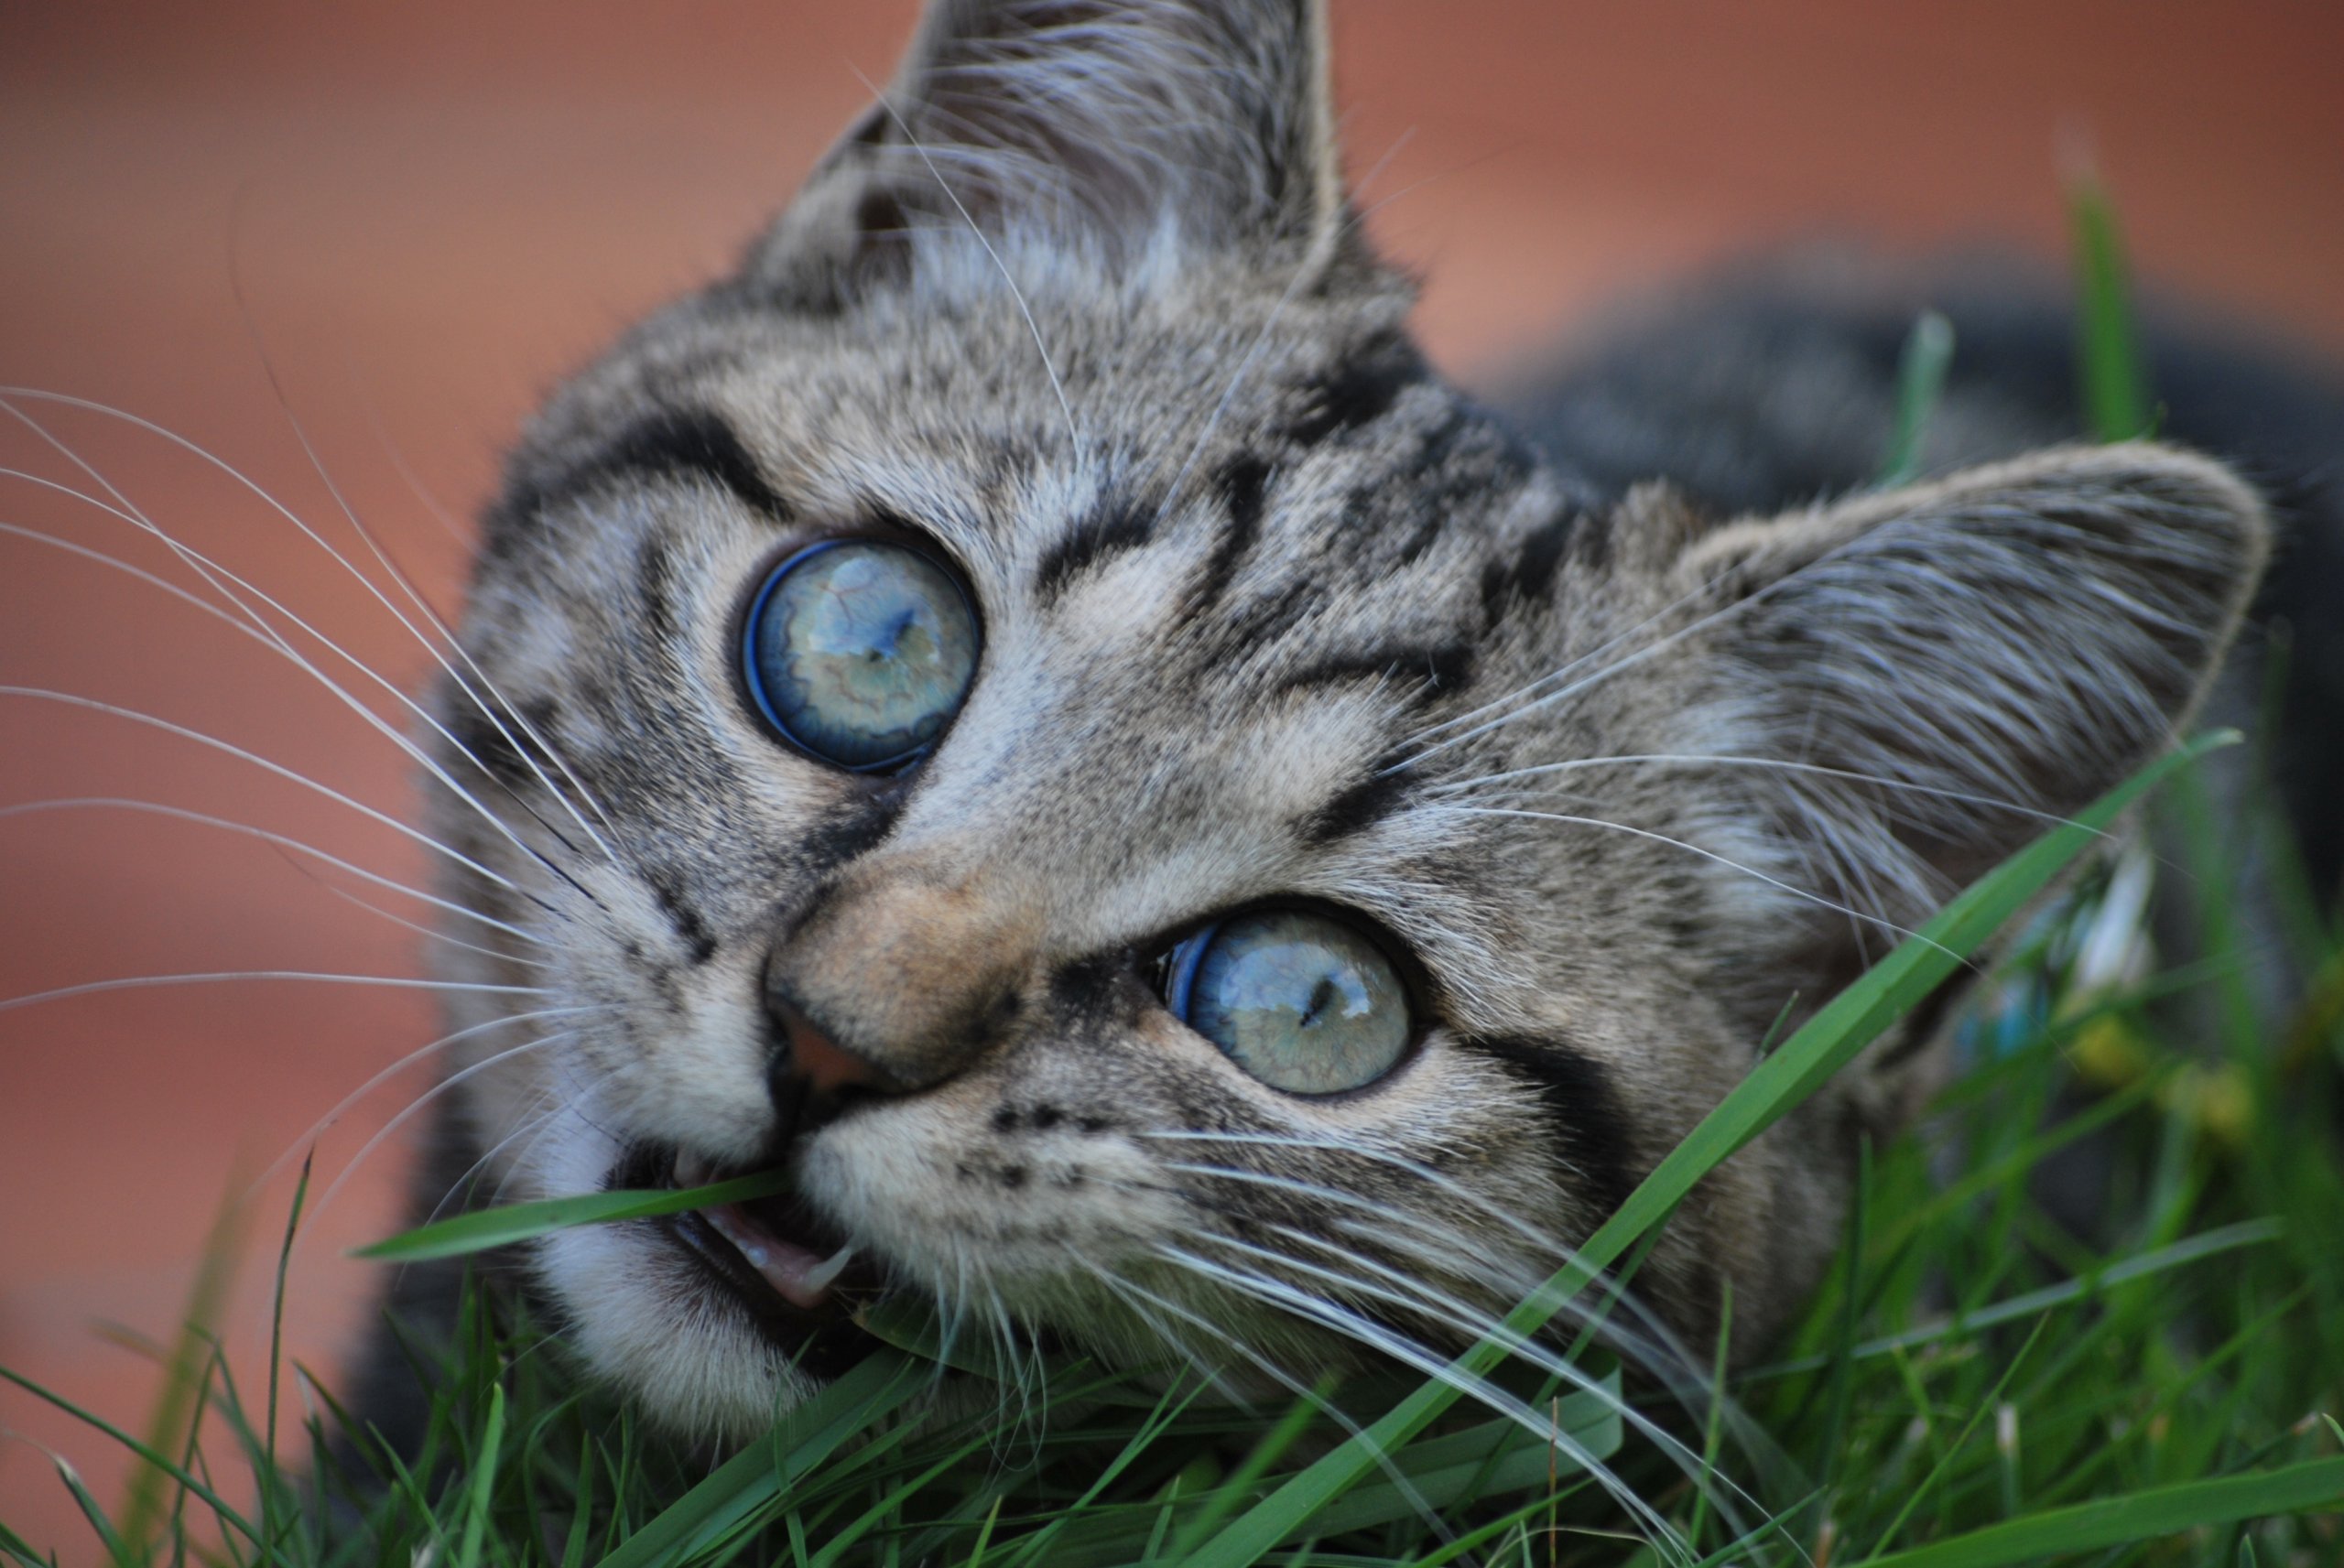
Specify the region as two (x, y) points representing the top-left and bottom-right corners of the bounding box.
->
(356, 0), (2329, 1452)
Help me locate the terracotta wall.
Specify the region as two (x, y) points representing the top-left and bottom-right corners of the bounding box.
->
(5, 2), (2340, 1552)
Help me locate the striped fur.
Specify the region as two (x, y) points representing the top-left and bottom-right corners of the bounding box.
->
(403, 0), (2271, 1442)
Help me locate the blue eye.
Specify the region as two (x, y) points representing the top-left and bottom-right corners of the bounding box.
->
(741, 540), (980, 772)
(1165, 911), (1413, 1096)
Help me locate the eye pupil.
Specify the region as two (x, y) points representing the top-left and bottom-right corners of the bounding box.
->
(741, 539), (979, 772)
(1167, 911), (1412, 1096)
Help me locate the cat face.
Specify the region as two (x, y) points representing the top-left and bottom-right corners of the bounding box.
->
(423, 0), (2266, 1439)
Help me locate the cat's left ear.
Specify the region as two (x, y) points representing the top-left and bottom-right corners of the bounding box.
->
(1645, 441), (2269, 916)
(746, 0), (1359, 301)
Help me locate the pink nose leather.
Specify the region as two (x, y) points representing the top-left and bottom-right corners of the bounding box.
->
(773, 1000), (885, 1094)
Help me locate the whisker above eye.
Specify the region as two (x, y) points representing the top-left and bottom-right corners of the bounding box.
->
(207, 337), (633, 860)
(1391, 514), (1931, 778)
(0, 392), (628, 872)
(1393, 557), (1739, 757)
(853, 72), (1083, 466)
(1433, 802), (1961, 963)
(1428, 750), (2117, 840)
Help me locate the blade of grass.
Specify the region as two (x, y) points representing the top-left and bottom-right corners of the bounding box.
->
(1185, 733), (2232, 1566)
(56, 1456), (133, 1566)
(352, 1170), (791, 1262)
(0, 1369), (260, 1551)
(260, 1152), (310, 1561)
(117, 1169), (245, 1567)
(0, 1515), (51, 1568)
(599, 1349), (920, 1568)
(2068, 164), (2152, 441)
(1684, 1283), (1733, 1554)
(1876, 309), (1955, 488)
(1166, 1378), (1331, 1560)
(1846, 1455), (2344, 1568)
(1866, 1321), (2046, 1558)
(1745, 1217), (2282, 1381)
(453, 1380), (506, 1568)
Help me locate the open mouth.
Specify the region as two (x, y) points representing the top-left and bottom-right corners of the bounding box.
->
(618, 1144), (883, 1364)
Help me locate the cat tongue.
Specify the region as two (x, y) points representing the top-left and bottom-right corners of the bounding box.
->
(701, 1200), (856, 1311)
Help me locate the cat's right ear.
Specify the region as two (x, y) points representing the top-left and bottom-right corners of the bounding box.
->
(743, 0), (1362, 306)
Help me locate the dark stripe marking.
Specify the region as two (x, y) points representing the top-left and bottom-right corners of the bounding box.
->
(1457, 1035), (1640, 1220)
(1275, 639), (1477, 702)
(1298, 769), (1416, 846)
(1188, 454), (1272, 613)
(636, 533), (682, 651)
(1283, 332), (1429, 448)
(447, 702), (541, 790)
(1477, 507), (1579, 625)
(1034, 493), (1155, 601)
(517, 408), (793, 530)
(646, 871), (718, 966)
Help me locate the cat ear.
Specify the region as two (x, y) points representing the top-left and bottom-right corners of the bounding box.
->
(1659, 444), (2267, 924)
(746, 0), (1356, 300)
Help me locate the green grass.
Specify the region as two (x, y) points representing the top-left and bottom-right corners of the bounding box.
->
(10, 724), (2340, 1566)
(8, 181), (2343, 1566)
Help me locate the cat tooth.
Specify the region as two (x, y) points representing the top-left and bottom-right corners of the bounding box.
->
(799, 1244), (857, 1295)
(700, 1202), (843, 1310)
(674, 1150), (712, 1188)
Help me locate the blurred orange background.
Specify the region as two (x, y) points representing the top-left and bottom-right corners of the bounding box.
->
(5, 1), (2341, 1552)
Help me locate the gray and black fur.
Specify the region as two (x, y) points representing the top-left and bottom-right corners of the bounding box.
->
(356, 0), (2332, 1456)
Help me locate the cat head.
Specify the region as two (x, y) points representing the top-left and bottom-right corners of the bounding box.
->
(425, 0), (2267, 1438)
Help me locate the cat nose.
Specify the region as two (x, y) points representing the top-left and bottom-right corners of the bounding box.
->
(767, 989), (897, 1095)
(763, 987), (902, 1147)
(762, 855), (1037, 1095)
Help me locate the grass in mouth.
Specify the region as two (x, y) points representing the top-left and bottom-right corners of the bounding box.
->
(7, 180), (2342, 1566)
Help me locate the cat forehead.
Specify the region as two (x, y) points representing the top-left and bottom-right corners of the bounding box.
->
(502, 272), (1563, 618)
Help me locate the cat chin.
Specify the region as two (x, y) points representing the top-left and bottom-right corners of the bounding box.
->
(538, 1220), (829, 1442)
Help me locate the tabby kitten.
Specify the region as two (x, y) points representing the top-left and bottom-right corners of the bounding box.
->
(380, 0), (2299, 1445)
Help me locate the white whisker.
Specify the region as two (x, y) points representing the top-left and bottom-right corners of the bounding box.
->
(0, 970), (542, 1019)
(308, 1029), (579, 1232)
(1427, 751), (2112, 838)
(0, 797), (548, 949)
(0, 686), (533, 901)
(1154, 1245), (1694, 1565)
(213, 300), (629, 861)
(247, 1005), (598, 1195)
(1393, 514), (1930, 773)
(853, 75), (1083, 462)
(1394, 558), (1742, 753)
(0, 395), (624, 871)
(309, 880), (552, 971)
(1228, 1222), (1747, 1498)
(1083, 1262), (1462, 1554)
(1436, 803), (1957, 961)
(0, 460), (581, 885)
